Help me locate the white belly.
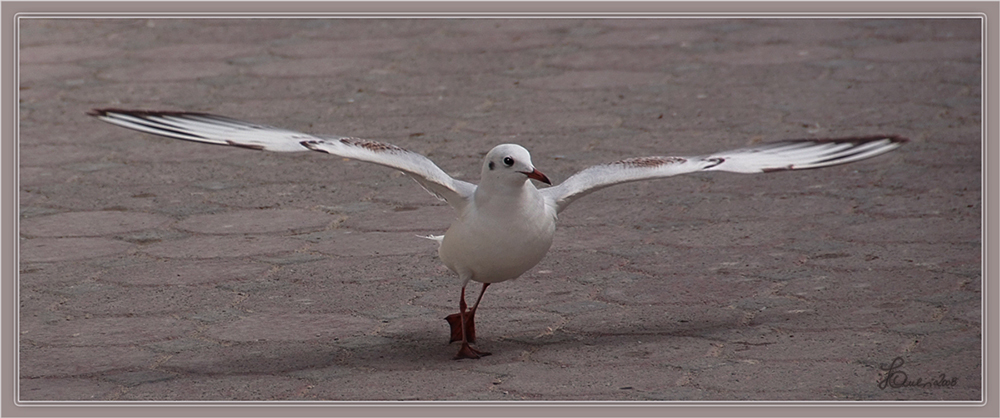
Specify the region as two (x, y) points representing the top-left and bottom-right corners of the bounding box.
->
(439, 198), (556, 284)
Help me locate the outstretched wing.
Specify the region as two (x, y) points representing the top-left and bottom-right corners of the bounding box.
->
(88, 109), (476, 210)
(540, 136), (907, 213)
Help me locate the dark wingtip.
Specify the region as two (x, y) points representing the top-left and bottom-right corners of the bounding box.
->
(805, 135), (909, 145)
(88, 108), (140, 118)
(87, 108), (220, 119)
(88, 108), (143, 117)
(761, 165), (794, 173)
(759, 135), (910, 150)
(225, 140), (266, 151)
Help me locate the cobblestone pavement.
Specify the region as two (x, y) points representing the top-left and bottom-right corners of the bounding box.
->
(18, 18), (981, 402)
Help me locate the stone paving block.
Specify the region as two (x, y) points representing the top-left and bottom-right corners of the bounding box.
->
(591, 26), (708, 47)
(117, 374), (310, 401)
(702, 44), (843, 65)
(19, 260), (107, 286)
(100, 61), (237, 82)
(237, 273), (422, 316)
(20, 210), (173, 237)
(19, 345), (161, 378)
(21, 182), (175, 214)
(834, 217), (979, 244)
(476, 308), (567, 342)
(20, 237), (134, 263)
(18, 63), (91, 84)
(337, 204), (455, 232)
(98, 258), (270, 286)
(99, 369), (177, 388)
(521, 70), (674, 91)
(18, 144), (110, 167)
(18, 377), (120, 401)
(306, 369), (500, 401)
(724, 329), (912, 362)
(527, 334), (717, 367)
(130, 42), (262, 62)
(534, 249), (627, 278)
(688, 359), (875, 400)
(19, 44), (121, 64)
(367, 181), (454, 206)
(144, 338), (219, 355)
(17, 287), (64, 324)
(248, 57), (384, 78)
(279, 253), (436, 284)
(478, 361), (686, 400)
(304, 230), (440, 257)
(376, 311), (450, 342)
(140, 235), (306, 259)
(200, 184), (370, 212)
(204, 312), (379, 343)
(561, 304), (747, 336)
(855, 40), (981, 62)
(599, 273), (769, 307)
(173, 209), (332, 235)
(778, 268), (975, 302)
(16, 167), (69, 188)
(158, 340), (344, 376)
(21, 316), (195, 347)
(53, 284), (239, 318)
(277, 38), (412, 58)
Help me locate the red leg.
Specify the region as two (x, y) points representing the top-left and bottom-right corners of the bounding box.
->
(449, 284), (492, 359)
(445, 283), (490, 344)
(465, 283), (490, 343)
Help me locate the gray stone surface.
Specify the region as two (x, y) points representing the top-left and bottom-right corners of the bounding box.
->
(18, 18), (980, 401)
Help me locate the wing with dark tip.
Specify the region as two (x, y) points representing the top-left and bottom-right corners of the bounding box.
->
(89, 109), (476, 210)
(540, 136), (907, 213)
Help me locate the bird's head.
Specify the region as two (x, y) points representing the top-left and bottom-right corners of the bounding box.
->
(480, 144), (551, 188)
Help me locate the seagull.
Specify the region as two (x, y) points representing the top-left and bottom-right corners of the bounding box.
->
(88, 108), (907, 359)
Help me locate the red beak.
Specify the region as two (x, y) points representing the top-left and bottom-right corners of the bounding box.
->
(520, 168), (551, 185)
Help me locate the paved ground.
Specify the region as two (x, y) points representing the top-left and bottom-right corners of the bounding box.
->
(17, 18), (981, 403)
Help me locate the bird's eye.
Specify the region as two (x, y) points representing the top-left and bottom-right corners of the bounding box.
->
(502, 156), (515, 167)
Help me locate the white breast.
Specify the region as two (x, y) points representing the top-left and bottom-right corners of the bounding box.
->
(438, 186), (556, 284)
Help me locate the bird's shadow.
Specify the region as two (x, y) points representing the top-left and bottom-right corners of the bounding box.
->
(155, 312), (768, 379)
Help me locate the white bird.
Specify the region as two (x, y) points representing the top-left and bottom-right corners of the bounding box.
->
(89, 108), (907, 359)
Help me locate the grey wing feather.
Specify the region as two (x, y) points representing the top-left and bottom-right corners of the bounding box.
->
(89, 109), (476, 210)
(541, 136), (907, 213)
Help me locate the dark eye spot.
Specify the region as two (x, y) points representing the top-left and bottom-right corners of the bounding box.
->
(503, 156), (514, 167)
(488, 161), (495, 170)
